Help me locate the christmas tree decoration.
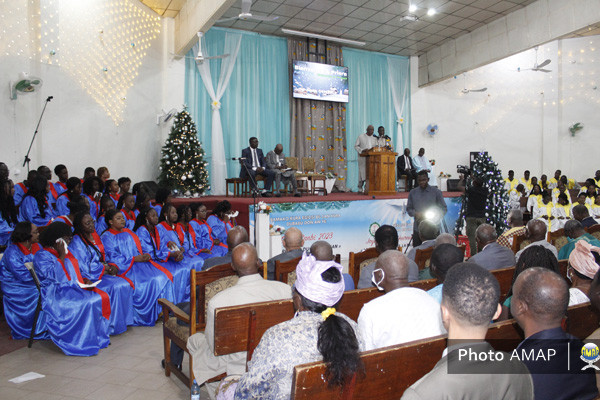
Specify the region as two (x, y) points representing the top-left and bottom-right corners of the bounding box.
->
(158, 109), (210, 195)
(454, 152), (509, 237)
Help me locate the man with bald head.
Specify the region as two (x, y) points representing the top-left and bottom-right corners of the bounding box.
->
(310, 240), (355, 290)
(469, 223), (515, 271)
(187, 243), (291, 394)
(357, 250), (444, 351)
(515, 219), (558, 262)
(512, 268), (598, 400)
(354, 124), (379, 193)
(202, 226), (249, 270)
(265, 144), (300, 197)
(266, 227), (304, 280)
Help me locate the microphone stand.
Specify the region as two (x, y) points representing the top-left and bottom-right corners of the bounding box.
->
(23, 96), (53, 171)
(240, 159), (261, 245)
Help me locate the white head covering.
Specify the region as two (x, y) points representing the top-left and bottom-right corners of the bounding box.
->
(294, 252), (344, 307)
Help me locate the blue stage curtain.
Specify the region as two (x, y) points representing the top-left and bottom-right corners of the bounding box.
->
(342, 48), (411, 191)
(185, 27), (290, 192)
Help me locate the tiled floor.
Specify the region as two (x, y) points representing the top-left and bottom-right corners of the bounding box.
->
(0, 325), (209, 399)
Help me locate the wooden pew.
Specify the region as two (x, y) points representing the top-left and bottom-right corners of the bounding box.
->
(290, 302), (598, 400)
(492, 266), (515, 304)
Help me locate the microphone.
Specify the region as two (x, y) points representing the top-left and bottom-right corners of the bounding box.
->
(231, 157), (246, 161)
(46, 96), (53, 101)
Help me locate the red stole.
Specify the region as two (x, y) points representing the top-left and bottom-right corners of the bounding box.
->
(54, 215), (73, 227)
(17, 242), (41, 256)
(111, 193), (120, 203)
(192, 218), (217, 250)
(55, 181), (67, 191)
(176, 223), (195, 247)
(48, 184), (59, 201)
(121, 209), (136, 222)
(45, 248), (111, 320)
(17, 182), (28, 195)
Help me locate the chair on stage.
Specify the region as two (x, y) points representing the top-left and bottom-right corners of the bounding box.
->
(301, 157), (327, 195)
(225, 178), (248, 197)
(397, 174), (409, 192)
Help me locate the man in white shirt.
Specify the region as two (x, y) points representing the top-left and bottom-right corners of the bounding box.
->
(357, 250), (445, 351)
(412, 148), (435, 184)
(354, 125), (379, 193)
(186, 243), (291, 394)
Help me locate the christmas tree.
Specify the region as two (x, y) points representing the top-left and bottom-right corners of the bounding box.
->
(454, 152), (509, 236)
(158, 109), (210, 195)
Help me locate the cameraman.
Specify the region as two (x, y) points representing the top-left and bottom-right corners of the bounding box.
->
(459, 172), (488, 255)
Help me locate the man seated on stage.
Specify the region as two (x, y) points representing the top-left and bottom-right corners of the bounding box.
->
(520, 170), (532, 191)
(468, 224), (515, 271)
(498, 209), (527, 249)
(407, 220), (439, 261)
(407, 171), (447, 247)
(402, 263), (533, 400)
(358, 225), (419, 289)
(412, 148), (435, 184)
(511, 268), (598, 400)
(376, 126), (393, 150)
(548, 169), (562, 189)
(558, 219), (600, 260)
(357, 250), (444, 351)
(266, 227), (304, 280)
(427, 244), (465, 304)
(573, 204), (597, 229)
(397, 148), (417, 191)
(504, 170), (518, 194)
(265, 144), (300, 198)
(354, 125), (379, 193)
(240, 137), (275, 197)
(515, 220), (558, 262)
(202, 226), (248, 270)
(187, 243), (291, 395)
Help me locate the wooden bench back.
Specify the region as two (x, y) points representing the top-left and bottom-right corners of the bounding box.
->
(491, 266), (515, 304)
(348, 248), (379, 288)
(275, 254), (341, 286)
(414, 246), (435, 270)
(290, 302), (598, 400)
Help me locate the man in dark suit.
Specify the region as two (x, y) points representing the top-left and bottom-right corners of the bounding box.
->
(397, 148), (417, 190)
(468, 224), (516, 271)
(240, 137), (275, 197)
(266, 227), (304, 280)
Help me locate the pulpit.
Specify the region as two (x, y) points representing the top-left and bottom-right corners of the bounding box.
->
(360, 148), (398, 196)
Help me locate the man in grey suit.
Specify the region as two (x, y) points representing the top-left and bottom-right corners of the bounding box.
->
(266, 227), (304, 280)
(265, 144), (300, 197)
(401, 263), (534, 399)
(468, 224), (516, 271)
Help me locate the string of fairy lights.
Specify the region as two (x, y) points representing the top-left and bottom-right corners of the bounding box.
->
(1, 0), (161, 125)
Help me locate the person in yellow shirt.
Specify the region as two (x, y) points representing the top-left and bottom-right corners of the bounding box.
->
(552, 193), (572, 230)
(552, 180), (571, 205)
(548, 169), (561, 189)
(533, 191), (555, 232)
(504, 170), (518, 194)
(520, 170), (532, 191)
(561, 175), (580, 190)
(571, 193), (591, 216)
(527, 184), (543, 213)
(539, 174), (549, 191)
(590, 194), (600, 221)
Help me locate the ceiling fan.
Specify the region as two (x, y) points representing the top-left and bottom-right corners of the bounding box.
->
(460, 73), (487, 94)
(194, 32), (229, 64)
(517, 46), (552, 73)
(216, 0), (279, 23)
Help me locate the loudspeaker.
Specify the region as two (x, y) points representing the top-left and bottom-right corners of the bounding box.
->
(446, 179), (461, 192)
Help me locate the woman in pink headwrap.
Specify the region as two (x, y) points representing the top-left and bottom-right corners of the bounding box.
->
(567, 240), (600, 306)
(229, 252), (365, 400)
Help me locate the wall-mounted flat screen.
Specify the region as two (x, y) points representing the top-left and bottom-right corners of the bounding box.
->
(292, 60), (349, 103)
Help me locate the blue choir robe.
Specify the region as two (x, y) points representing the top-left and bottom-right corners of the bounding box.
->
(109, 193), (120, 208)
(33, 248), (111, 356)
(18, 196), (55, 226)
(189, 219), (228, 259)
(13, 182), (28, 207)
(152, 203), (163, 217)
(175, 222), (206, 258)
(96, 214), (108, 236)
(69, 234), (134, 335)
(136, 224), (193, 304)
(101, 228), (175, 326)
(0, 242), (49, 340)
(121, 209), (137, 231)
(206, 215), (234, 247)
(54, 181), (67, 196)
(84, 194), (98, 220)
(0, 212), (15, 246)
(55, 193), (72, 216)
(49, 215), (74, 231)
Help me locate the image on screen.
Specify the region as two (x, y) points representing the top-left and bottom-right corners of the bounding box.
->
(292, 60), (349, 103)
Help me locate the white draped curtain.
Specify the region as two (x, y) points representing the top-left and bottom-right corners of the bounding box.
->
(193, 32), (242, 195)
(387, 57), (410, 150)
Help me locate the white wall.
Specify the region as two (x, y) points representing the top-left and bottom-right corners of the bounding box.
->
(411, 35), (599, 182)
(0, 0), (185, 184)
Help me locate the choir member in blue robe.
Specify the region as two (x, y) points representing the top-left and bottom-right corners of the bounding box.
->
(118, 192), (137, 231)
(55, 177), (82, 216)
(189, 203), (228, 259)
(152, 187), (173, 217)
(70, 212), (134, 335)
(53, 164), (69, 196)
(0, 222), (49, 340)
(13, 170), (38, 207)
(34, 222), (111, 356)
(175, 204), (204, 257)
(0, 179), (18, 247)
(206, 200), (235, 246)
(133, 190), (151, 215)
(133, 207), (193, 304)
(37, 166), (60, 207)
(101, 209), (175, 326)
(82, 177), (102, 220)
(18, 176), (55, 226)
(105, 179), (120, 208)
(95, 195), (114, 235)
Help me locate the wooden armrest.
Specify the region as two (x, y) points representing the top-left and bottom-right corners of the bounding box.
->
(158, 298), (190, 324)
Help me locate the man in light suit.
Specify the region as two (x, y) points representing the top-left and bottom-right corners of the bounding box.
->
(468, 224), (516, 271)
(401, 263), (534, 399)
(265, 144), (300, 197)
(397, 148), (417, 190)
(240, 137), (275, 197)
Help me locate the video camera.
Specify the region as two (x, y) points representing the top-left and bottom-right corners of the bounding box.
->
(457, 165), (471, 175)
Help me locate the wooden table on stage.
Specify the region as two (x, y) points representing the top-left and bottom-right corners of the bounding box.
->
(360, 148), (398, 196)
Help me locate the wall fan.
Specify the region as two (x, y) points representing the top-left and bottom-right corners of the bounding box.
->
(216, 0), (279, 23)
(10, 72), (43, 100)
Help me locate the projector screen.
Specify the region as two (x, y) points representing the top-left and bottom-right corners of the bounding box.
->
(292, 60), (349, 103)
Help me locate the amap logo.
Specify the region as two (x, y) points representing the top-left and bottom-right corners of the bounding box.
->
(581, 343), (600, 370)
